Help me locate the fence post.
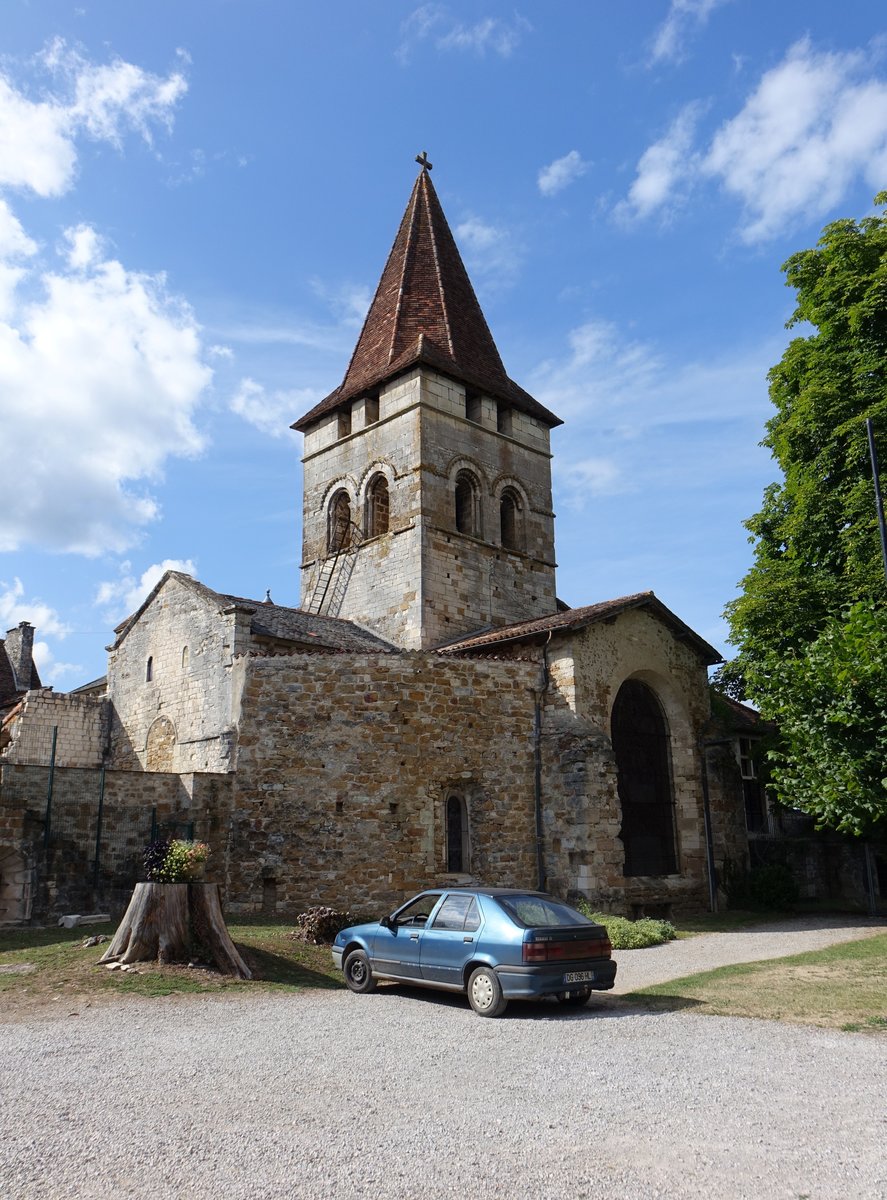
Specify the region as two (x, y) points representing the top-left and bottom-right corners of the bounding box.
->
(92, 767), (106, 891)
(43, 726), (58, 849)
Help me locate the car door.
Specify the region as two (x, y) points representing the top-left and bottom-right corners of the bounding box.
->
(419, 894), (483, 985)
(372, 892), (442, 980)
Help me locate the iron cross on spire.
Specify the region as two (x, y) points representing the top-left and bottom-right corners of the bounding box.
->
(415, 151), (433, 171)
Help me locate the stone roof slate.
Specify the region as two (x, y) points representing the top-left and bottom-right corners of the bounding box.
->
(436, 591), (723, 665)
(113, 572), (396, 654)
(293, 167), (561, 432)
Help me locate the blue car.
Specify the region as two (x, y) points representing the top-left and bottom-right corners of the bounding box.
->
(332, 888), (616, 1017)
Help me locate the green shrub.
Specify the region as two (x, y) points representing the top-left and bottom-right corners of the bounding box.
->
(576, 901), (677, 949)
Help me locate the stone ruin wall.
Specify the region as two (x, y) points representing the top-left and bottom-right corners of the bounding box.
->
(0, 763), (232, 920)
(2, 689), (108, 768)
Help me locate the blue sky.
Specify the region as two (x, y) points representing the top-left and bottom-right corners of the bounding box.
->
(2, 1), (886, 686)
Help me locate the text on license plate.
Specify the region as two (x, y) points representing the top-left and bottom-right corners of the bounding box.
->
(563, 970), (596, 984)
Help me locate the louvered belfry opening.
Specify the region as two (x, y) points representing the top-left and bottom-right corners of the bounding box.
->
(612, 679), (677, 877)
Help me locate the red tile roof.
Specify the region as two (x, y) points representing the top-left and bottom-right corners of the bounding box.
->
(293, 167), (561, 431)
(436, 591), (723, 665)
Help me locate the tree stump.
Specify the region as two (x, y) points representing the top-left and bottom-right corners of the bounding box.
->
(99, 882), (252, 979)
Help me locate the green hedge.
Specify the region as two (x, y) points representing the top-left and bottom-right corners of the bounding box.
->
(577, 901), (677, 949)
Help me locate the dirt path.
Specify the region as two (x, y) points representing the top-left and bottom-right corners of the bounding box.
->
(611, 913), (887, 993)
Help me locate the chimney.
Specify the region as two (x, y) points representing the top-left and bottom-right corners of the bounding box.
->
(5, 622), (35, 691)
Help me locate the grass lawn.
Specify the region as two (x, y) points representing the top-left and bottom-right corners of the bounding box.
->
(626, 933), (887, 1034)
(0, 918), (343, 1019)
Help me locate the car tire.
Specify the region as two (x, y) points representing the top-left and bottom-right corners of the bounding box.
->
(467, 965), (508, 1017)
(343, 949), (377, 994)
(557, 988), (592, 1006)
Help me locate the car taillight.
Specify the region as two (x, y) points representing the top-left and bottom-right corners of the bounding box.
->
(522, 936), (611, 963)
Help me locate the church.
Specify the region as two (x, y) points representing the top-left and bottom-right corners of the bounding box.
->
(0, 160), (752, 922)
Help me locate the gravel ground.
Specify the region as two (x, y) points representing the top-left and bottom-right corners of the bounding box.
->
(1, 918), (885, 1200)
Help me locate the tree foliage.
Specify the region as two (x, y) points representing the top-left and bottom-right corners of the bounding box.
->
(723, 194), (887, 830)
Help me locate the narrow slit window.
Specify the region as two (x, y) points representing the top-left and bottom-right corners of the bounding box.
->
(145, 656), (153, 683)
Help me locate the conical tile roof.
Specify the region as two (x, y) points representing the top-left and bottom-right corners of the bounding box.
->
(293, 166), (561, 431)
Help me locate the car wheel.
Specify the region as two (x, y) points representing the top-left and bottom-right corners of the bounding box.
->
(343, 949), (377, 994)
(467, 966), (508, 1017)
(557, 988), (592, 1006)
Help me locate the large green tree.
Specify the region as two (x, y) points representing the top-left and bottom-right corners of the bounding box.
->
(723, 193), (887, 833)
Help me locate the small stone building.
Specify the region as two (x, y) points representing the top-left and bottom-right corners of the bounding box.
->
(1, 162), (756, 920)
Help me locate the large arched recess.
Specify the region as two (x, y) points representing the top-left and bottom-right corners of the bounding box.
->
(611, 678), (677, 876)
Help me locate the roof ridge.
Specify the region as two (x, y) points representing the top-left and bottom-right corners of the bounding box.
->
(422, 172), (454, 357)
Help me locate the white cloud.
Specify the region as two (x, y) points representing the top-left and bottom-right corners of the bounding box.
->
(0, 237), (211, 555)
(0, 577), (71, 638)
(31, 641), (83, 686)
(617, 104), (701, 222)
(438, 15), (531, 58)
(231, 378), (320, 438)
(63, 223), (103, 270)
(0, 50), (209, 557)
(650, 0), (729, 66)
(538, 151), (589, 197)
(530, 317), (776, 512)
(556, 458), (624, 508)
(455, 216), (521, 289)
(703, 39), (887, 242)
(0, 40), (185, 198)
(397, 6), (530, 63)
(96, 559), (197, 619)
(622, 39), (887, 241)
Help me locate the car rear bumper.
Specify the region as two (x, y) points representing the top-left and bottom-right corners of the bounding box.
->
(496, 958), (617, 998)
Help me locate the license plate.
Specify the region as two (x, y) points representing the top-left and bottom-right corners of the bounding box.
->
(563, 970), (595, 984)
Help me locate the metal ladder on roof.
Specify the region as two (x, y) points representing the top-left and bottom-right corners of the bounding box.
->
(305, 523), (363, 617)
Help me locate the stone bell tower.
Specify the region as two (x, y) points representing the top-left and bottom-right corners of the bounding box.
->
(293, 155), (562, 650)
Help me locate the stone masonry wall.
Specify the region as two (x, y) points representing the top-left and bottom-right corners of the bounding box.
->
(1, 689), (107, 768)
(107, 575), (238, 774)
(299, 367), (557, 648)
(566, 609), (727, 912)
(226, 650), (542, 913)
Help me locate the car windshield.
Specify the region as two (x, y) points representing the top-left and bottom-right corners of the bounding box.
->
(494, 894), (593, 928)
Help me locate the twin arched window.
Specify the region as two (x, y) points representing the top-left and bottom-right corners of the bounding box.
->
(327, 490), (352, 554)
(454, 471), (480, 536)
(366, 474), (389, 538)
(499, 488), (523, 552)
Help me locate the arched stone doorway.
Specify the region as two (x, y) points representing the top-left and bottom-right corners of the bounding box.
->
(611, 679), (677, 876)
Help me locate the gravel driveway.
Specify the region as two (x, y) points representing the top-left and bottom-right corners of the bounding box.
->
(1, 918), (885, 1200)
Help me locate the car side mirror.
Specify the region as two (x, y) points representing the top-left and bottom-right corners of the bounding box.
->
(381, 914), (397, 930)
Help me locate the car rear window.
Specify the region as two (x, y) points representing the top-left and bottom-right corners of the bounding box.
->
(432, 894), (480, 931)
(494, 895), (594, 928)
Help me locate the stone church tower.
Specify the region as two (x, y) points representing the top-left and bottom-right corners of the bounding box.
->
(293, 159), (562, 649)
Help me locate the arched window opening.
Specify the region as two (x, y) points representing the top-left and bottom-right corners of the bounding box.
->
(145, 656), (153, 683)
(454, 471), (479, 537)
(446, 794), (469, 873)
(611, 680), (677, 877)
(327, 490), (352, 554)
(181, 646), (189, 671)
(366, 475), (390, 538)
(500, 488), (522, 551)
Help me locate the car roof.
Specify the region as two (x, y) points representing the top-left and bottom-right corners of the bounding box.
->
(422, 888), (554, 898)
